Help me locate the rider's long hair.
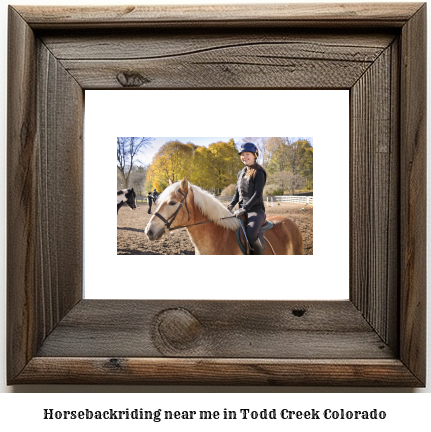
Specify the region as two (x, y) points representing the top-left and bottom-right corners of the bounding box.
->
(245, 154), (266, 181)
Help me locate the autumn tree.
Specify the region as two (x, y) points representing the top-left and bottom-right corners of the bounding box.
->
(117, 137), (154, 188)
(263, 184), (284, 196)
(144, 139), (243, 195)
(266, 137), (291, 173)
(206, 139), (243, 194)
(282, 139), (313, 193)
(190, 146), (212, 190)
(271, 170), (307, 195)
(266, 138), (313, 194)
(220, 184), (236, 196)
(297, 141), (313, 190)
(128, 165), (149, 198)
(144, 140), (195, 191)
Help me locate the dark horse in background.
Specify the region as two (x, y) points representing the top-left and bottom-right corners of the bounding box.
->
(117, 188), (137, 214)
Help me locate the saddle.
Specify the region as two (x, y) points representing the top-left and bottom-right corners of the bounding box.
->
(236, 215), (274, 255)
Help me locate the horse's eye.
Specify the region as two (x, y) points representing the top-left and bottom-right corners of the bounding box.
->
(168, 201), (177, 206)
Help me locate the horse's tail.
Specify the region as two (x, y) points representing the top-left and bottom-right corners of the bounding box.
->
(265, 215), (303, 255)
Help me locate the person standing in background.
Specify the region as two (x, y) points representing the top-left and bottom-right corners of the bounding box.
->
(147, 191), (154, 214)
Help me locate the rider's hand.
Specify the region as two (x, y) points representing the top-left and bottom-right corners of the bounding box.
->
(234, 208), (246, 218)
(227, 204), (234, 213)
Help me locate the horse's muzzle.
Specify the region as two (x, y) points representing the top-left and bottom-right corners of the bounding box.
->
(145, 226), (164, 241)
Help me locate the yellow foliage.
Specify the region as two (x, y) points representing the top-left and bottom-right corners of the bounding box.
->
(145, 138), (243, 194)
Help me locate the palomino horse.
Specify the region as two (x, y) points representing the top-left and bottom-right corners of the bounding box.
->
(145, 178), (303, 255)
(117, 188), (137, 214)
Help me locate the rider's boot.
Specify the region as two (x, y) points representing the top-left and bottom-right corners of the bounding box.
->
(250, 237), (264, 255)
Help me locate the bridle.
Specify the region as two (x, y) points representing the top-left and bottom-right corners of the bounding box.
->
(153, 187), (237, 232)
(153, 188), (190, 231)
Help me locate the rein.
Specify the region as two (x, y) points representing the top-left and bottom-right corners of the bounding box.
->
(169, 215), (237, 231)
(153, 187), (236, 232)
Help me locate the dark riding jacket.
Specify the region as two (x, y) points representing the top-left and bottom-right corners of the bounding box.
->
(229, 166), (266, 212)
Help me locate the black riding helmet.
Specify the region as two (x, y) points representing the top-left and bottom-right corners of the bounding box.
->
(238, 142), (259, 157)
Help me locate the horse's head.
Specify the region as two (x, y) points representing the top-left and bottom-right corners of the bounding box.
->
(145, 178), (191, 241)
(125, 188), (137, 210)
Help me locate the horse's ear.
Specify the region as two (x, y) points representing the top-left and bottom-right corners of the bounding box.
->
(180, 178), (189, 193)
(169, 178), (173, 185)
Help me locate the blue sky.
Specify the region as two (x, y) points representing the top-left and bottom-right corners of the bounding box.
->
(138, 137), (313, 165)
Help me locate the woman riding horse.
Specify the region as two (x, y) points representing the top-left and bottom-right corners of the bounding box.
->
(227, 142), (267, 255)
(145, 177), (303, 255)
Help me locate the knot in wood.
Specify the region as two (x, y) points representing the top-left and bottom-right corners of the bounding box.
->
(292, 308), (306, 317)
(108, 358), (123, 369)
(116, 71), (150, 87)
(155, 308), (203, 351)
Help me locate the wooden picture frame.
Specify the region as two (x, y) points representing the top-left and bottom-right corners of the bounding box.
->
(7, 3), (426, 386)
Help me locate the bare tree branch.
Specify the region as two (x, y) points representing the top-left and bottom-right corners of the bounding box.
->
(117, 137), (154, 188)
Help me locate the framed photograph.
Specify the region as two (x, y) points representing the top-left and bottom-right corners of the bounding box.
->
(7, 3), (426, 386)
(88, 90), (348, 300)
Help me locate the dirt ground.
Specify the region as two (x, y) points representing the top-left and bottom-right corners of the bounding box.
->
(117, 202), (313, 255)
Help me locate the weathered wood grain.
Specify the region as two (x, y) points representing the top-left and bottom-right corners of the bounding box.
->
(36, 300), (394, 359)
(35, 41), (83, 336)
(7, 6), (38, 382)
(387, 38), (401, 352)
(7, 6), (83, 382)
(40, 31), (395, 89)
(15, 358), (423, 386)
(7, 3), (426, 386)
(41, 31), (395, 60)
(350, 45), (398, 346)
(16, 3), (423, 29)
(60, 57), (372, 89)
(399, 3), (427, 385)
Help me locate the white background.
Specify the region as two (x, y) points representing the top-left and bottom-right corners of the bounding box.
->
(0, 0), (429, 423)
(85, 90), (349, 300)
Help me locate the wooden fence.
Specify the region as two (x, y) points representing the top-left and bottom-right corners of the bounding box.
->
(274, 196), (314, 205)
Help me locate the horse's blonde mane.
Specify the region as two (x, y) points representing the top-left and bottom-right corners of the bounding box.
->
(155, 182), (181, 205)
(192, 184), (240, 231)
(156, 181), (240, 231)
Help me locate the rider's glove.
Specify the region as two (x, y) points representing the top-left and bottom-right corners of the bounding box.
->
(234, 208), (246, 218)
